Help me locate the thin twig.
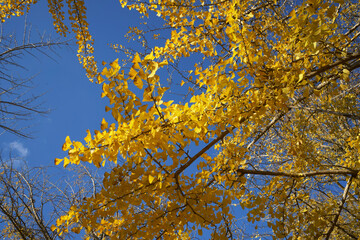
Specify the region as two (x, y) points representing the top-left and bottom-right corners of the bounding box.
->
(324, 175), (354, 239)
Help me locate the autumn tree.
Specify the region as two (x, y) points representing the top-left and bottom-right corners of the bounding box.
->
(4, 0), (360, 239)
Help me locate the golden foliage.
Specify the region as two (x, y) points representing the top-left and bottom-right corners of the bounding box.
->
(4, 0), (360, 238)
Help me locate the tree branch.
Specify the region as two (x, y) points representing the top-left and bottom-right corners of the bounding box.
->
(324, 175), (354, 239)
(174, 127), (231, 178)
(306, 52), (360, 80)
(236, 169), (358, 178)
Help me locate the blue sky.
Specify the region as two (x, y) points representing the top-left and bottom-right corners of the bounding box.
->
(0, 1), (139, 169)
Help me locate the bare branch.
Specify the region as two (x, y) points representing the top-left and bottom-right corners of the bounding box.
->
(236, 169), (358, 178)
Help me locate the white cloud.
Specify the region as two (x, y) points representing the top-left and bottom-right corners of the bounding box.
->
(9, 141), (29, 158)
(0, 141), (29, 169)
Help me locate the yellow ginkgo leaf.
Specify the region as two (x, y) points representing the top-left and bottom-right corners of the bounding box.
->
(50, 225), (57, 232)
(148, 62), (159, 78)
(84, 129), (92, 143)
(134, 75), (143, 89)
(128, 67), (138, 80)
(54, 158), (63, 165)
(143, 52), (155, 62)
(63, 157), (70, 168)
(148, 175), (156, 184)
(101, 118), (108, 130)
(132, 53), (141, 63)
(62, 136), (72, 151)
